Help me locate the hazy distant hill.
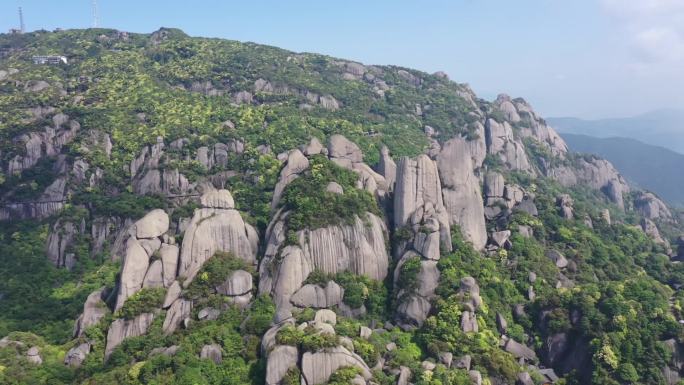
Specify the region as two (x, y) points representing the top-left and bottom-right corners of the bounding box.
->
(562, 133), (684, 206)
(549, 109), (684, 154)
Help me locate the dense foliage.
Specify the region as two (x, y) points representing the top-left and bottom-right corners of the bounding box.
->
(280, 155), (381, 232)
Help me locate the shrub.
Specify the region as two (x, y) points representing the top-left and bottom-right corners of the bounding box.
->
(115, 287), (166, 320)
(184, 251), (250, 299)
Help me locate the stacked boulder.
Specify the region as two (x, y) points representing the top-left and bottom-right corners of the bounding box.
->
(482, 171), (528, 221)
(263, 310), (372, 385)
(79, 188), (259, 361)
(485, 118), (531, 172)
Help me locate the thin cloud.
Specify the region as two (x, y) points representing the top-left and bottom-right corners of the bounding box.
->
(602, 0), (684, 64)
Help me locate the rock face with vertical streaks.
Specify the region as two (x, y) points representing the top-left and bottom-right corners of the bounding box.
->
(259, 212), (389, 314)
(437, 137), (487, 250)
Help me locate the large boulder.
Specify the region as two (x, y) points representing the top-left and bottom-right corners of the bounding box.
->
(216, 269), (253, 296)
(162, 298), (192, 335)
(328, 134), (363, 168)
(291, 281), (344, 308)
(64, 343), (90, 367)
(200, 344), (223, 364)
(546, 250), (568, 269)
(503, 337), (537, 361)
(135, 209), (169, 239)
(301, 346), (372, 385)
(178, 190), (258, 285)
(73, 288), (108, 337)
(266, 345), (299, 385)
(115, 238), (151, 310)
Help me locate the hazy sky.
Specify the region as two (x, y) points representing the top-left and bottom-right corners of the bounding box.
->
(1, 0), (683, 119)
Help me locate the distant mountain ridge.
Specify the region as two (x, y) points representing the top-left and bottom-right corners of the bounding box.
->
(561, 133), (684, 206)
(548, 109), (684, 154)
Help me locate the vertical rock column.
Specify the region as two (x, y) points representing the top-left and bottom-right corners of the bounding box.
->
(393, 155), (451, 327)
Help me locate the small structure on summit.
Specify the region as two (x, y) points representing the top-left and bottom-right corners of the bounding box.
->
(32, 55), (68, 65)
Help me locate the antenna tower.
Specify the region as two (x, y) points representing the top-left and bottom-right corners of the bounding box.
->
(19, 7), (25, 33)
(92, 0), (99, 28)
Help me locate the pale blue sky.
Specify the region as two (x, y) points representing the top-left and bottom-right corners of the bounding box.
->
(1, 0), (683, 119)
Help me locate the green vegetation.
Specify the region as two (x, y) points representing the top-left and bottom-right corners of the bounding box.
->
(281, 155), (381, 232)
(183, 251), (252, 300)
(115, 288), (166, 320)
(276, 324), (340, 351)
(302, 270), (388, 318)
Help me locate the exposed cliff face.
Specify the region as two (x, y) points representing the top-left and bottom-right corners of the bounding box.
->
(258, 211), (389, 315)
(392, 155), (451, 327)
(548, 157), (629, 209)
(486, 118), (532, 172)
(437, 137), (487, 250)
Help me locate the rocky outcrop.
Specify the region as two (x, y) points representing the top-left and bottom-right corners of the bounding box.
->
(549, 157), (628, 209)
(437, 138), (487, 250)
(327, 135), (388, 198)
(112, 209), (179, 310)
(0, 177), (68, 220)
(131, 137), (195, 195)
(105, 313), (155, 360)
(64, 343), (91, 367)
(271, 149), (310, 209)
(557, 194), (574, 220)
(163, 298), (192, 335)
(73, 288), (109, 337)
(46, 219), (81, 269)
(178, 189), (258, 285)
(6, 114), (80, 175)
(377, 145), (397, 190)
(635, 192), (673, 221)
(494, 95), (568, 156)
(485, 118), (531, 171)
(299, 214), (389, 280)
(641, 218), (670, 248)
